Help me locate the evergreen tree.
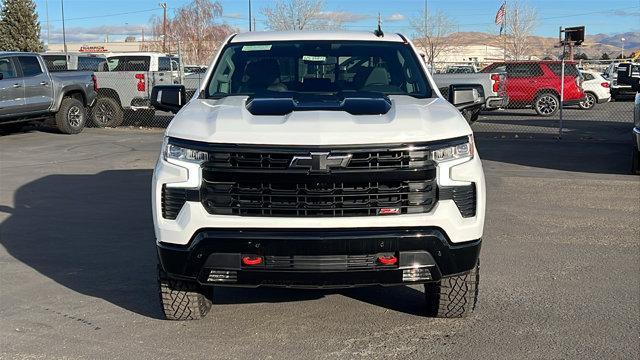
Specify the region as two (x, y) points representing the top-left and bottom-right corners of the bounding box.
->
(600, 53), (610, 60)
(0, 0), (44, 52)
(575, 53), (589, 60)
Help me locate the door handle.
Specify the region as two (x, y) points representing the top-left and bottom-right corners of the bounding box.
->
(12, 83), (21, 88)
(40, 81), (49, 86)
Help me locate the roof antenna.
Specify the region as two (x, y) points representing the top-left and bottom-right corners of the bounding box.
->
(374, 13), (384, 37)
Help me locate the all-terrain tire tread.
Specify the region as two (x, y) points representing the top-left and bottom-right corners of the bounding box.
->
(425, 259), (480, 318)
(158, 266), (211, 320)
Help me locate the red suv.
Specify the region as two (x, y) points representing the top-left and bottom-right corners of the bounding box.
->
(482, 61), (585, 116)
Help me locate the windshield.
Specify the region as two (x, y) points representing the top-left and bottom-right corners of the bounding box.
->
(205, 41), (432, 99)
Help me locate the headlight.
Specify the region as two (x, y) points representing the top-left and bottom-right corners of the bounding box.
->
(432, 135), (474, 163)
(162, 137), (208, 164)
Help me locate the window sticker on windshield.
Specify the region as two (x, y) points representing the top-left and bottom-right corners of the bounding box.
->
(302, 55), (326, 62)
(242, 45), (272, 51)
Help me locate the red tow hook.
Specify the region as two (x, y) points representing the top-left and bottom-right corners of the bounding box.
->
(242, 256), (263, 266)
(377, 255), (398, 266)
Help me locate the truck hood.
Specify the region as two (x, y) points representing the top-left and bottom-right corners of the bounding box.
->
(165, 95), (472, 145)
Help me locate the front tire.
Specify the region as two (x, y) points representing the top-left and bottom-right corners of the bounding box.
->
(424, 259), (479, 318)
(579, 92), (597, 110)
(462, 107), (481, 124)
(158, 266), (211, 320)
(55, 97), (87, 134)
(534, 92), (560, 117)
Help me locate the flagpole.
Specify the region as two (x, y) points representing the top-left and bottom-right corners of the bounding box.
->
(503, 1), (507, 60)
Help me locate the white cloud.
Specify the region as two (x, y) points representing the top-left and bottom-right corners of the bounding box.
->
(386, 13), (405, 22)
(42, 24), (150, 44)
(316, 11), (369, 23)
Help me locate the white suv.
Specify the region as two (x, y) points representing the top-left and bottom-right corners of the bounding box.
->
(151, 31), (486, 320)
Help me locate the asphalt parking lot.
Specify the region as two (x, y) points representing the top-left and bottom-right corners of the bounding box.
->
(0, 105), (638, 359)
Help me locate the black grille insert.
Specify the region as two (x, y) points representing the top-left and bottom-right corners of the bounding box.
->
(197, 143), (440, 217)
(439, 185), (476, 218)
(262, 254), (391, 270)
(161, 186), (199, 219)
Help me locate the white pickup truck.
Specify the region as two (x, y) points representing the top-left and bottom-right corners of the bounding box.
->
(150, 31), (486, 321)
(41, 52), (182, 127)
(432, 70), (508, 123)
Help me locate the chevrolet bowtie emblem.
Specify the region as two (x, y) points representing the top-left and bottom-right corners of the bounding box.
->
(289, 152), (352, 172)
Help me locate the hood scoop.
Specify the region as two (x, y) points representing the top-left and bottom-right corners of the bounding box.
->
(246, 92), (392, 116)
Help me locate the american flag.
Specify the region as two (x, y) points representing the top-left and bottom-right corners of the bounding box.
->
(495, 2), (506, 25)
(495, 2), (506, 34)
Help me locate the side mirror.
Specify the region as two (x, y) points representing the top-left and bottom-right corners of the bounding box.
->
(448, 84), (482, 109)
(151, 85), (186, 114)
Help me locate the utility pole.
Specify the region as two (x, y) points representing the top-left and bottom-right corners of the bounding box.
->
(253, 18), (256, 32)
(248, 0), (252, 31)
(61, 0), (68, 68)
(423, 0), (427, 36)
(160, 3), (167, 52)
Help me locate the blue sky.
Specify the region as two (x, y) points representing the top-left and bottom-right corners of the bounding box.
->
(34, 0), (640, 43)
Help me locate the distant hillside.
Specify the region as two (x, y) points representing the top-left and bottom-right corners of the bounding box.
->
(436, 31), (638, 59)
(589, 32), (640, 52)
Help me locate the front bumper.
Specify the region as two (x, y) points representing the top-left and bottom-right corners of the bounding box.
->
(157, 227), (481, 288)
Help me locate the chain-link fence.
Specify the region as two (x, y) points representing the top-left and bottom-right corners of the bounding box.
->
(53, 54), (634, 146)
(429, 60), (635, 144)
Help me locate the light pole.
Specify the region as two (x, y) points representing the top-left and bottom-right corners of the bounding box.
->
(248, 0), (252, 31)
(621, 37), (626, 59)
(162, 34), (184, 85)
(61, 0), (68, 68)
(45, 0), (50, 49)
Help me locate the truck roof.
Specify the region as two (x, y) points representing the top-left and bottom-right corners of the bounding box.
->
(230, 31), (406, 44)
(0, 51), (38, 56)
(105, 52), (178, 58)
(41, 52), (106, 57)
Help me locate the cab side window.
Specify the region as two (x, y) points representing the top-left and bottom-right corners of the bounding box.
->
(18, 56), (44, 77)
(0, 57), (18, 79)
(506, 63), (542, 78)
(158, 57), (171, 71)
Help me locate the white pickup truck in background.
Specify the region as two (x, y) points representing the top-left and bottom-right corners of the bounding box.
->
(42, 52), (183, 127)
(432, 69), (508, 123)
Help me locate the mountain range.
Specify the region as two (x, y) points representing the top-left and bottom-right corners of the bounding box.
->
(444, 31), (639, 59)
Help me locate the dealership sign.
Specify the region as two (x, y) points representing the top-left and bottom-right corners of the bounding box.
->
(79, 45), (108, 53)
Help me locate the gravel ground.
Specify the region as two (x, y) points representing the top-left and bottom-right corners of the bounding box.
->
(0, 122), (638, 359)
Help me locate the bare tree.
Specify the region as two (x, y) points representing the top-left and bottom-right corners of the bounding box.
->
(504, 1), (538, 60)
(410, 10), (457, 67)
(144, 0), (235, 65)
(261, 0), (325, 31)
